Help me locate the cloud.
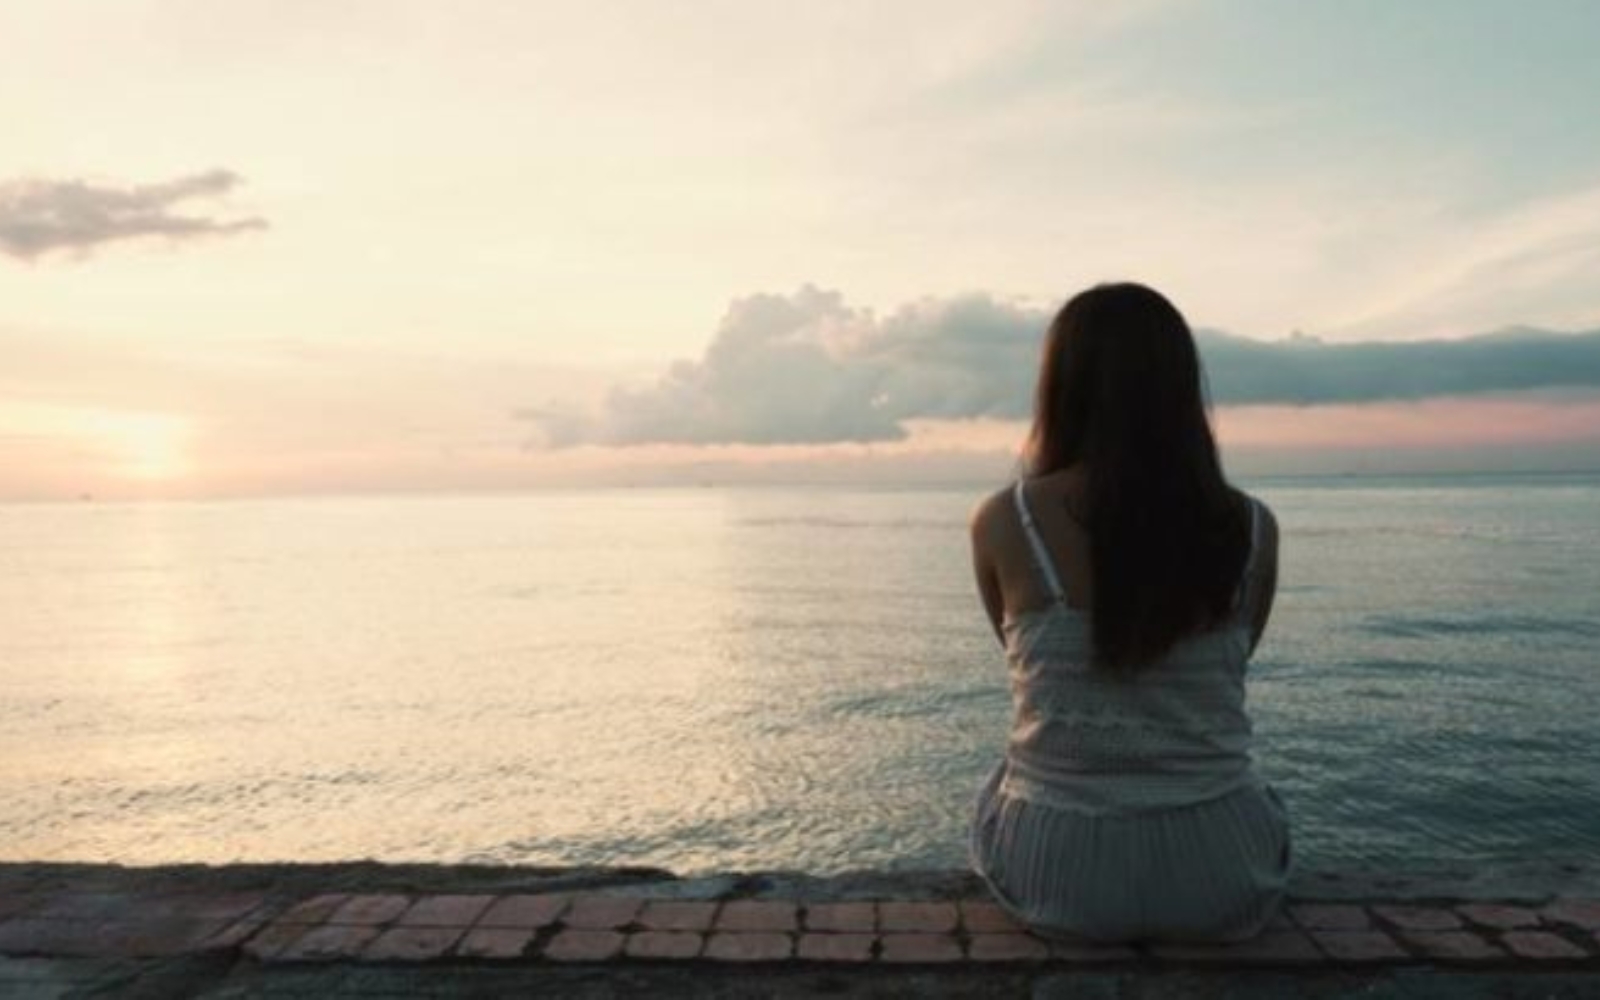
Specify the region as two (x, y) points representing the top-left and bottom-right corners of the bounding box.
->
(525, 286), (1600, 448)
(0, 169), (266, 259)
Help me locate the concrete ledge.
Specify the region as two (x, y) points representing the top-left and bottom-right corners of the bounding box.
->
(3, 863), (1600, 996)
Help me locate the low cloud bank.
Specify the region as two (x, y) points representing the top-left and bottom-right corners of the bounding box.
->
(527, 286), (1600, 447)
(0, 169), (266, 259)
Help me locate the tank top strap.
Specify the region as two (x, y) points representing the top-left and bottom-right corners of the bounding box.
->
(1012, 480), (1069, 604)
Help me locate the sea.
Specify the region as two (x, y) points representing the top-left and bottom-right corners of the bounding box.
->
(2, 473), (1598, 876)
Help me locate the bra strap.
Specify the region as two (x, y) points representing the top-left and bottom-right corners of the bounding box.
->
(1013, 480), (1069, 604)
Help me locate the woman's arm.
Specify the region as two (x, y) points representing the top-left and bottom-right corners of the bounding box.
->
(969, 493), (1007, 647)
(1247, 504), (1279, 657)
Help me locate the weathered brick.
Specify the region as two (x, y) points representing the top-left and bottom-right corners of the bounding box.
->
(563, 896), (643, 930)
(277, 924), (381, 962)
(638, 901), (717, 932)
(1150, 930), (1323, 965)
(1048, 939), (1138, 962)
(878, 901), (958, 934)
(361, 926), (463, 961)
(477, 894), (568, 929)
(960, 900), (1024, 934)
(1372, 905), (1462, 931)
(277, 893), (350, 924)
(804, 902), (875, 932)
(1457, 903), (1540, 929)
(1543, 900), (1600, 930)
(716, 901), (797, 933)
(703, 931), (793, 961)
(796, 932), (875, 962)
(879, 933), (963, 963)
(329, 894), (411, 926)
(96, 917), (229, 957)
(1289, 903), (1371, 931)
(624, 931), (703, 959)
(0, 919), (108, 956)
(455, 927), (535, 959)
(543, 929), (625, 961)
(205, 912), (273, 949)
(968, 932), (1049, 961)
(149, 892), (267, 923)
(397, 895), (493, 928)
(1310, 930), (1407, 962)
(241, 921), (310, 961)
(29, 893), (138, 922)
(1501, 931), (1587, 960)
(1401, 930), (1504, 961)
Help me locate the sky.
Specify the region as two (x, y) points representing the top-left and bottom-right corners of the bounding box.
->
(3, 0), (1600, 499)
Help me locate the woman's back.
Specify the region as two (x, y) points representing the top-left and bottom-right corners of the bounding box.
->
(966, 284), (1289, 944)
(1000, 478), (1264, 814)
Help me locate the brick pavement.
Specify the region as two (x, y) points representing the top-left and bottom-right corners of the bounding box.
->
(2, 886), (1599, 969)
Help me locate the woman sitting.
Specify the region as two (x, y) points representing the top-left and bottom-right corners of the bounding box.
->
(967, 282), (1290, 943)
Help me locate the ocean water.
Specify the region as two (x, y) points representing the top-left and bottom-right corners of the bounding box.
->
(2, 474), (1598, 875)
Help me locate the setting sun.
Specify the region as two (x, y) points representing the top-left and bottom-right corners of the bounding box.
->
(88, 410), (193, 481)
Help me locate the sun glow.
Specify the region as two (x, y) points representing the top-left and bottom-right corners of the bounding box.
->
(0, 402), (194, 487)
(87, 411), (194, 481)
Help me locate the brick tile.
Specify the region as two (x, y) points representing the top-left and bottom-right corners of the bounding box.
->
(1289, 903), (1371, 931)
(397, 894), (493, 928)
(1150, 930), (1323, 964)
(703, 931), (793, 961)
(242, 921), (310, 961)
(563, 895), (644, 930)
(1456, 903), (1540, 929)
(277, 924), (382, 962)
(1263, 910), (1295, 931)
(0, 919), (107, 956)
(1372, 905), (1462, 931)
(969, 932), (1050, 961)
(277, 893), (350, 924)
(1048, 939), (1139, 962)
(28, 893), (137, 922)
(477, 894), (568, 929)
(804, 902), (875, 932)
(96, 917), (229, 957)
(638, 901), (717, 932)
(796, 932), (875, 962)
(879, 933), (963, 963)
(715, 900), (798, 932)
(879, 901), (958, 934)
(1501, 930), (1587, 960)
(361, 926), (463, 961)
(26, 896), (116, 915)
(456, 927), (535, 959)
(154, 892), (268, 923)
(961, 900), (1024, 934)
(1311, 930), (1408, 962)
(1401, 930), (1504, 962)
(544, 929), (625, 962)
(205, 911), (273, 949)
(1542, 900), (1600, 930)
(624, 931), (703, 959)
(329, 894), (411, 926)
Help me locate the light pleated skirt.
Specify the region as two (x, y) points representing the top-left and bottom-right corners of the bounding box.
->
(968, 762), (1292, 944)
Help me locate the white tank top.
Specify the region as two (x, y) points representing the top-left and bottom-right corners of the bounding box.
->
(999, 480), (1266, 815)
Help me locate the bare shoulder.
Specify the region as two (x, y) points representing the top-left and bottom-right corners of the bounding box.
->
(1237, 490), (1279, 555)
(968, 485), (1014, 543)
(1255, 494), (1280, 544)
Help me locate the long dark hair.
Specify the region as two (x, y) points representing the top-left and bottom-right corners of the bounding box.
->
(1024, 282), (1250, 670)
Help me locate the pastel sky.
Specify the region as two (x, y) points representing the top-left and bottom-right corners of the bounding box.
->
(4, 0), (1600, 498)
